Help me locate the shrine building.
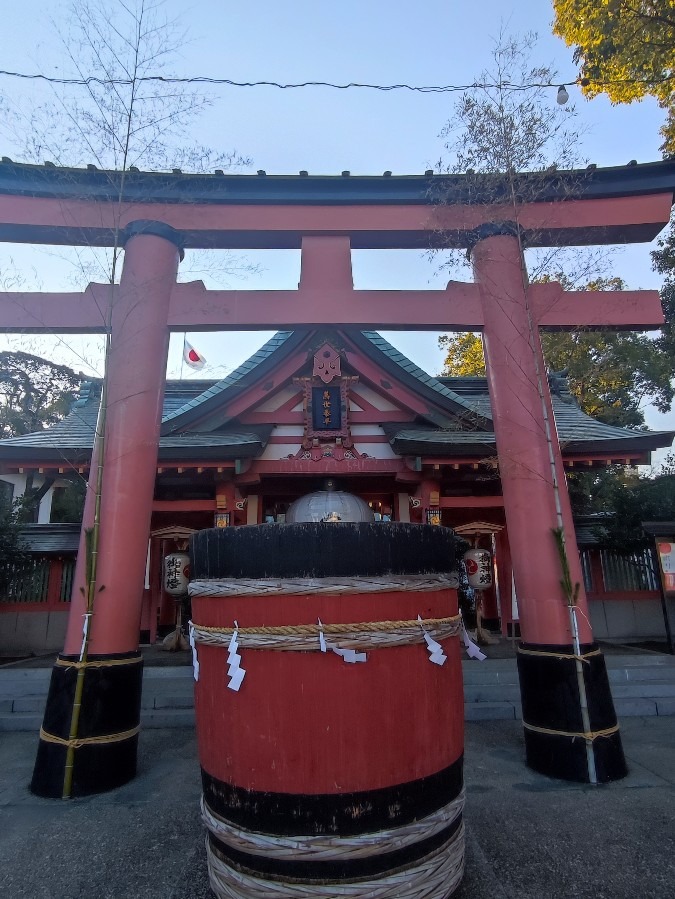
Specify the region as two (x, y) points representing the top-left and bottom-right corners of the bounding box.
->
(1, 326), (672, 652)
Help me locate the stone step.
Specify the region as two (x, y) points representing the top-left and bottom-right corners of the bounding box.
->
(0, 712), (42, 732)
(462, 668), (519, 685)
(604, 654), (675, 668)
(141, 708), (196, 728)
(464, 701), (520, 721)
(611, 682), (675, 698)
(655, 697), (675, 715)
(3, 695), (675, 731)
(141, 693), (197, 710)
(614, 698), (659, 716)
(609, 666), (675, 683)
(10, 697), (46, 714)
(0, 668), (52, 680)
(3, 656), (675, 731)
(143, 668), (193, 680)
(464, 684), (523, 702)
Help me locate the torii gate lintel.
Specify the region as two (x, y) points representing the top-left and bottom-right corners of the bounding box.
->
(0, 234), (665, 332)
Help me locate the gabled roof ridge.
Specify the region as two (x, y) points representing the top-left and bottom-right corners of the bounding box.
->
(549, 391), (675, 442)
(160, 329), (493, 432)
(359, 331), (492, 422)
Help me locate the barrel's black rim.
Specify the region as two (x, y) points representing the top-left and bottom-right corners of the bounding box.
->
(191, 523), (467, 580)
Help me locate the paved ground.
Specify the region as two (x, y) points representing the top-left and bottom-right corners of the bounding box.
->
(0, 717), (673, 898)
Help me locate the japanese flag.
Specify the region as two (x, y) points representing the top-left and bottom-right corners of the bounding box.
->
(183, 338), (207, 371)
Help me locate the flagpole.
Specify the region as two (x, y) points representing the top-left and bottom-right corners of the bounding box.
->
(180, 332), (186, 380)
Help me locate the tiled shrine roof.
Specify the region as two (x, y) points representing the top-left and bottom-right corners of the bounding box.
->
(0, 330), (671, 462)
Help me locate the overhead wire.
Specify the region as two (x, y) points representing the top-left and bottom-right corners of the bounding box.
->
(0, 69), (672, 93)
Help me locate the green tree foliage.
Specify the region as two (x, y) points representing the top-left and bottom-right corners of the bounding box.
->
(653, 227), (675, 357)
(50, 476), (87, 524)
(601, 473), (675, 552)
(0, 352), (85, 523)
(0, 351), (84, 438)
(0, 491), (28, 595)
(565, 462), (675, 553)
(438, 332), (487, 378)
(552, 0), (675, 154)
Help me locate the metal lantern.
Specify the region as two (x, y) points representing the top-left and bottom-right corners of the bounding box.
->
(285, 479), (375, 524)
(462, 548), (493, 591)
(164, 552), (190, 595)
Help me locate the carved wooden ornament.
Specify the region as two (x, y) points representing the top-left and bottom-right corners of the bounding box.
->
(313, 343), (341, 383)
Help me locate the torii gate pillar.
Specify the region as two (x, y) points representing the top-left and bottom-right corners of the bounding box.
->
(471, 225), (626, 782)
(31, 222), (182, 798)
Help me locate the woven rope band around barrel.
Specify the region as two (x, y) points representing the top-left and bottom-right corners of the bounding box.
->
(206, 822), (465, 898)
(39, 725), (140, 750)
(189, 572), (459, 598)
(202, 790), (464, 861)
(190, 614), (461, 652)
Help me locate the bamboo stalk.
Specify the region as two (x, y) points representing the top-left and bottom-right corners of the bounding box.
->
(61, 339), (112, 797)
(552, 526), (598, 784)
(60, 104), (133, 794)
(61, 344), (110, 798)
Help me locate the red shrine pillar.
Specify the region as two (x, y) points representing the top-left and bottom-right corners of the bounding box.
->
(470, 224), (626, 783)
(32, 221), (182, 798)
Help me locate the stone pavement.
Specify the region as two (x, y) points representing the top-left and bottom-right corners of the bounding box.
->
(0, 717), (673, 898)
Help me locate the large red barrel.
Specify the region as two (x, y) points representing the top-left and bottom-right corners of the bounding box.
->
(190, 522), (467, 898)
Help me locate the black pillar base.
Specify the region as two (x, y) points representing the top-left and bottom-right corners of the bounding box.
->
(517, 642), (627, 783)
(30, 652), (143, 798)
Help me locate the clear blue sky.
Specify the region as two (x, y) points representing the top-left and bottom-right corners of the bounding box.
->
(0, 0), (672, 452)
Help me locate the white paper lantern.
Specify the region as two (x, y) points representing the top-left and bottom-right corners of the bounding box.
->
(463, 548), (493, 591)
(164, 552), (190, 595)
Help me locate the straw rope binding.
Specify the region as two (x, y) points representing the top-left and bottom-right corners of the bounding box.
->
(39, 724), (140, 750)
(191, 615), (461, 652)
(202, 791), (464, 861)
(207, 822), (465, 899)
(517, 647), (602, 662)
(55, 655), (143, 670)
(523, 721), (620, 741)
(189, 573), (459, 598)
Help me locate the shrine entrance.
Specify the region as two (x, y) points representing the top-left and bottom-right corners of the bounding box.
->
(0, 158), (672, 795)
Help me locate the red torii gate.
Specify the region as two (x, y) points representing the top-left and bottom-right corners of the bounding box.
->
(0, 159), (672, 796)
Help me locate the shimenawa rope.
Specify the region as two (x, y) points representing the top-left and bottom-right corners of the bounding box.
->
(191, 615), (461, 652)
